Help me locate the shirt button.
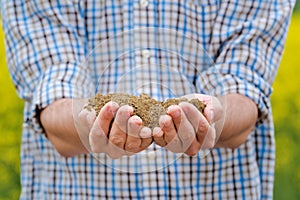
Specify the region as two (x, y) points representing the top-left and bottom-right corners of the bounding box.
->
(147, 151), (156, 159)
(140, 0), (149, 8)
(142, 49), (151, 58)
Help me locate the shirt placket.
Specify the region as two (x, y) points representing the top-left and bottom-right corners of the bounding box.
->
(132, 1), (160, 199)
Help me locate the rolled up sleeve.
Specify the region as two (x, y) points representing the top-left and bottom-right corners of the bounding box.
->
(2, 0), (93, 130)
(197, 0), (295, 122)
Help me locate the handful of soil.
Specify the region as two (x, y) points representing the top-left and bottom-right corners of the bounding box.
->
(85, 93), (206, 129)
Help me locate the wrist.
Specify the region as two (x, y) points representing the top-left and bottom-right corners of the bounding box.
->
(214, 94), (257, 149)
(40, 99), (88, 157)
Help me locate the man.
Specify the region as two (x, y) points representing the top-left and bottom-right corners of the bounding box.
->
(2, 0), (295, 199)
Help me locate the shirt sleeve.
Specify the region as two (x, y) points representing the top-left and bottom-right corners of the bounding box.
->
(1, 1), (94, 128)
(197, 0), (295, 122)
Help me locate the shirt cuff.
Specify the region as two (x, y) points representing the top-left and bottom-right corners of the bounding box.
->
(197, 69), (271, 123)
(31, 62), (94, 133)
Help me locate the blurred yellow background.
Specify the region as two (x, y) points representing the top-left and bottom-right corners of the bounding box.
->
(0, 7), (299, 200)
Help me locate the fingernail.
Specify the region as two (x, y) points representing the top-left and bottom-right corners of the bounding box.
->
(131, 116), (142, 126)
(109, 102), (119, 115)
(140, 127), (151, 138)
(167, 106), (181, 118)
(153, 127), (163, 137)
(159, 115), (170, 127)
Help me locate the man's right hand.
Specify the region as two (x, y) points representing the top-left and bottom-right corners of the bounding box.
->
(78, 102), (153, 159)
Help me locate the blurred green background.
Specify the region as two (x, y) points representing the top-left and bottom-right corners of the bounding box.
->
(0, 4), (300, 200)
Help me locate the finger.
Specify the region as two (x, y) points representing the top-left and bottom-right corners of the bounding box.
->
(153, 127), (167, 147)
(184, 138), (201, 156)
(77, 108), (96, 137)
(98, 102), (119, 136)
(167, 104), (202, 156)
(180, 94), (221, 124)
(125, 115), (142, 152)
(202, 96), (223, 124)
(201, 125), (216, 149)
(159, 115), (182, 153)
(107, 145), (128, 159)
(107, 105), (134, 159)
(181, 93), (211, 104)
(89, 102), (119, 153)
(139, 127), (153, 149)
(76, 109), (96, 151)
(180, 102), (204, 129)
(78, 108), (96, 130)
(179, 102), (210, 147)
(167, 105), (195, 151)
(109, 105), (133, 150)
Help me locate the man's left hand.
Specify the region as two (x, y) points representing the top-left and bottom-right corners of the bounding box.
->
(153, 94), (224, 156)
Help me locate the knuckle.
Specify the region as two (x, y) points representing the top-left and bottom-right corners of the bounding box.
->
(197, 121), (208, 133)
(162, 122), (171, 130)
(186, 150), (198, 156)
(141, 138), (152, 148)
(90, 145), (98, 153)
(100, 105), (116, 120)
(110, 136), (125, 147)
(153, 137), (166, 147)
(202, 128), (216, 149)
(78, 110), (88, 121)
(153, 136), (163, 142)
(180, 132), (194, 142)
(126, 142), (140, 151)
(160, 116), (173, 130)
(203, 140), (215, 149)
(90, 128), (104, 138)
(155, 141), (166, 147)
(108, 152), (121, 159)
(90, 144), (103, 153)
(168, 135), (180, 145)
(100, 113), (112, 121)
(180, 102), (193, 112)
(166, 140), (182, 153)
(117, 106), (132, 117)
(186, 146), (200, 156)
(168, 146), (182, 153)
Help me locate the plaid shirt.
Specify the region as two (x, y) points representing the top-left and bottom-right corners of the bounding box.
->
(2, 0), (294, 199)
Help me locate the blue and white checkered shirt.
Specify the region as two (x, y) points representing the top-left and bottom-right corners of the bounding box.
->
(2, 0), (295, 199)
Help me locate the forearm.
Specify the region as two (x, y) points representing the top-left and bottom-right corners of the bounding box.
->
(40, 99), (88, 157)
(214, 94), (258, 149)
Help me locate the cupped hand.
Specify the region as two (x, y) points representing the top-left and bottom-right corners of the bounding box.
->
(78, 102), (153, 159)
(153, 94), (224, 156)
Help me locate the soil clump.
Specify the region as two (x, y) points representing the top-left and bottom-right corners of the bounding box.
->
(85, 93), (206, 129)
